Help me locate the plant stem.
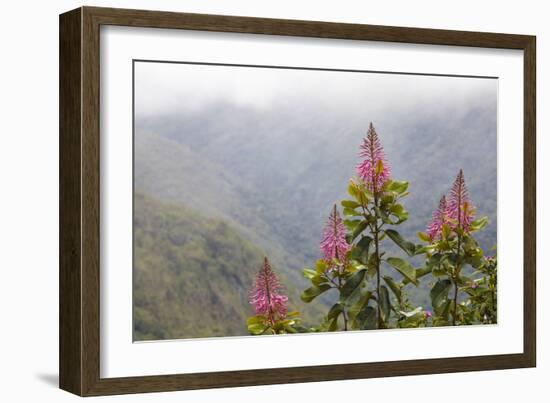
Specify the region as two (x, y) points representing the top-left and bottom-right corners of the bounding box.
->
(452, 233), (462, 325)
(264, 258), (274, 326)
(489, 272), (496, 324)
(337, 273), (349, 331)
(332, 209), (349, 332)
(367, 132), (383, 329)
(342, 306), (349, 331)
(452, 178), (464, 326)
(373, 195), (382, 329)
(452, 271), (458, 326)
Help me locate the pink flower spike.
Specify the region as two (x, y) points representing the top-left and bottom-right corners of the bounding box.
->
(320, 205), (350, 264)
(447, 169), (475, 232)
(356, 122), (391, 192)
(426, 195), (448, 241)
(249, 257), (288, 324)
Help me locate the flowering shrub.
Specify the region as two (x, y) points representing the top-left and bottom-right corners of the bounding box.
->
(417, 169), (494, 326)
(246, 123), (497, 334)
(247, 257), (304, 334)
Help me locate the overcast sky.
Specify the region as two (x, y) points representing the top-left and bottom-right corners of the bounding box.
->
(134, 60), (497, 120)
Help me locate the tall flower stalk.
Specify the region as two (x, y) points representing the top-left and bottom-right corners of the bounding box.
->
(249, 257), (288, 326)
(319, 205), (352, 329)
(448, 170), (472, 325)
(356, 122), (391, 193)
(353, 123), (406, 328)
(419, 169), (490, 326)
(320, 205), (351, 266)
(447, 169), (475, 233)
(426, 195), (448, 241)
(301, 122), (417, 331)
(356, 123), (391, 327)
(247, 257), (304, 335)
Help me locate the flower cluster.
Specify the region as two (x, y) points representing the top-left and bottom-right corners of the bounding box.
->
(426, 195), (448, 241)
(447, 169), (475, 231)
(249, 257), (288, 324)
(356, 122), (391, 192)
(320, 205), (350, 265)
(426, 169), (476, 240)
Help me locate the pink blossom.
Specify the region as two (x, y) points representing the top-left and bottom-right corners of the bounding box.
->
(424, 310), (433, 319)
(249, 257), (288, 324)
(356, 122), (391, 192)
(426, 195), (448, 241)
(320, 205), (350, 263)
(447, 169), (475, 232)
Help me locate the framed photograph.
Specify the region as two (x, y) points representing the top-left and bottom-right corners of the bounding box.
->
(59, 6), (536, 396)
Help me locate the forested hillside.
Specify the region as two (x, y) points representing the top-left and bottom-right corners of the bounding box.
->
(133, 193), (324, 340)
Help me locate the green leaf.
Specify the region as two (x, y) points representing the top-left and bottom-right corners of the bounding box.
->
(350, 236), (372, 263)
(341, 200), (361, 209)
(470, 216), (489, 232)
(379, 285), (391, 322)
(311, 275), (329, 286)
(438, 298), (453, 320)
(385, 257), (418, 285)
(385, 229), (416, 256)
(417, 231), (432, 243)
(414, 245), (433, 255)
(356, 306), (377, 330)
(315, 259), (329, 274)
(328, 303), (344, 320)
(291, 324), (310, 333)
(301, 284), (331, 303)
(349, 220), (368, 242)
(247, 316), (268, 335)
(247, 315), (264, 325)
(348, 290), (372, 320)
(442, 223), (451, 239)
(387, 203), (408, 224)
(415, 266), (433, 279)
(341, 269), (367, 299)
(328, 317), (339, 332)
(343, 219), (360, 231)
(283, 325), (298, 334)
(399, 306), (423, 318)
(389, 203), (403, 214)
(383, 276), (402, 302)
(375, 159), (384, 175)
(343, 207), (361, 216)
(430, 279), (452, 308)
(348, 181), (361, 200)
(303, 268), (316, 279)
(381, 194), (396, 205)
(402, 266), (432, 285)
(386, 180), (409, 195)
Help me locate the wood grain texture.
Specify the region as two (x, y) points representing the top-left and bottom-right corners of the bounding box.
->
(523, 38), (536, 367)
(59, 6), (537, 396)
(59, 7), (83, 396)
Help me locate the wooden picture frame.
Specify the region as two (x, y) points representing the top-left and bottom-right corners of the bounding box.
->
(59, 6), (536, 396)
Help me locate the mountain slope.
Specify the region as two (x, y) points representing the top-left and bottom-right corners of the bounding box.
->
(133, 192), (323, 340)
(134, 130), (322, 298)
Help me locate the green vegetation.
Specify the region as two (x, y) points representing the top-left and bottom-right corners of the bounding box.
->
(248, 124), (497, 334)
(133, 193), (323, 340)
(133, 102), (497, 339)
